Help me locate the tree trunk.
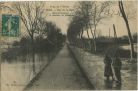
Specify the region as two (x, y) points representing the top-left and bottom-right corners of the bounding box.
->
(125, 21), (135, 60)
(31, 35), (36, 75)
(119, 1), (135, 61)
(94, 25), (97, 39)
(109, 28), (110, 38)
(81, 27), (86, 49)
(113, 24), (118, 43)
(89, 23), (97, 52)
(80, 29), (83, 48)
(86, 27), (91, 51)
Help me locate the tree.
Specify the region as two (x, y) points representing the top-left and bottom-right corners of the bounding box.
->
(88, 1), (111, 52)
(71, 1), (111, 52)
(14, 2), (45, 42)
(133, 33), (138, 43)
(36, 17), (47, 38)
(67, 11), (85, 47)
(118, 1), (135, 61)
(14, 2), (45, 74)
(73, 1), (93, 50)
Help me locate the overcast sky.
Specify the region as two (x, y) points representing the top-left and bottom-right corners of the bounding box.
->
(3, 1), (137, 37)
(45, 1), (137, 37)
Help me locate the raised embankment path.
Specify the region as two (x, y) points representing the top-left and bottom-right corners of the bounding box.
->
(25, 44), (94, 91)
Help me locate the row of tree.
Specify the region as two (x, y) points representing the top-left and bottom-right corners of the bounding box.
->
(12, 2), (66, 74)
(67, 1), (136, 61)
(68, 1), (112, 52)
(13, 2), (66, 50)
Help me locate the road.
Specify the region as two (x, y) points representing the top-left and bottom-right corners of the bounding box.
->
(25, 45), (93, 91)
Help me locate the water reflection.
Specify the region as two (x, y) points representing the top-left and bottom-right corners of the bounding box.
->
(1, 50), (55, 91)
(121, 43), (137, 52)
(104, 79), (114, 89)
(104, 79), (122, 90)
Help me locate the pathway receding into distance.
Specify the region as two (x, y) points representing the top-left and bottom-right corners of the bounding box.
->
(25, 44), (93, 91)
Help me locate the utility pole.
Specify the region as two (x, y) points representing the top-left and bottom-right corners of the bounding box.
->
(109, 28), (110, 38)
(113, 24), (117, 39)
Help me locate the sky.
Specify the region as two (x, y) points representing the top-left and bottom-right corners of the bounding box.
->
(45, 1), (76, 34)
(45, 1), (137, 37)
(1, 1), (137, 37)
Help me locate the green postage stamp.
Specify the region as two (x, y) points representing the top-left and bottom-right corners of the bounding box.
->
(2, 14), (20, 37)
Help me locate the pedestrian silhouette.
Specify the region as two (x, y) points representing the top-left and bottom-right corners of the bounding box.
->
(112, 55), (122, 85)
(104, 55), (114, 81)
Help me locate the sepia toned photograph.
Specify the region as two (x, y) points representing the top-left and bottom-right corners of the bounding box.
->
(0, 0), (137, 91)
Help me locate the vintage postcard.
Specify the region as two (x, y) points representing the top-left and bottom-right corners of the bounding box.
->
(0, 0), (137, 91)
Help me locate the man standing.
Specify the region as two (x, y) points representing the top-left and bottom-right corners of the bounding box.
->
(112, 56), (122, 85)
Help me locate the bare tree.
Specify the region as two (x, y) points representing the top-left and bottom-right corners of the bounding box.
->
(118, 1), (135, 61)
(68, 1), (112, 52)
(88, 1), (111, 52)
(14, 2), (45, 42)
(75, 1), (93, 51)
(36, 17), (47, 38)
(14, 2), (45, 74)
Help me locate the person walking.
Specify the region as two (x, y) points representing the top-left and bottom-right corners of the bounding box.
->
(104, 55), (114, 80)
(112, 56), (122, 85)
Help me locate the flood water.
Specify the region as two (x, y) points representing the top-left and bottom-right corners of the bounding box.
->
(121, 43), (137, 52)
(0, 46), (55, 91)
